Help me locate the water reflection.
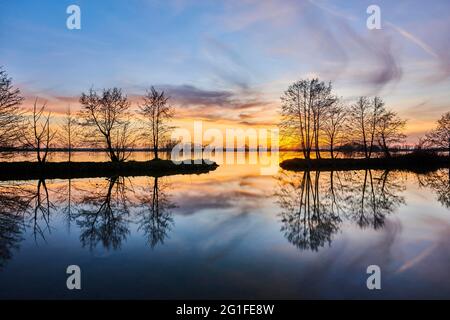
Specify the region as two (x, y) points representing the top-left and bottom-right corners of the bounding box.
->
(136, 177), (175, 248)
(417, 169), (450, 209)
(0, 184), (27, 269)
(75, 177), (131, 251)
(276, 169), (406, 251)
(71, 176), (175, 250)
(29, 179), (55, 241)
(342, 170), (405, 229)
(276, 171), (341, 251)
(0, 175), (175, 268)
(0, 167), (448, 272)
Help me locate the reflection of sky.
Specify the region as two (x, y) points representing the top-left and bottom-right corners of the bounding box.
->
(1, 0), (450, 142)
(0, 154), (449, 298)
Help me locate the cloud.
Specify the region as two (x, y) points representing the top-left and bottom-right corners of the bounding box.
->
(150, 84), (273, 123)
(203, 37), (252, 91)
(214, 0), (404, 94)
(304, 4), (403, 94)
(161, 84), (234, 107)
(386, 22), (438, 59)
(219, 0), (302, 31)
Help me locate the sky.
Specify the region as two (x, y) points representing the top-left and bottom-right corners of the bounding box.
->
(1, 0), (449, 143)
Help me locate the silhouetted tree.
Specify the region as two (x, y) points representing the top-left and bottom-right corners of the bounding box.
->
(139, 87), (174, 160)
(0, 67), (24, 149)
(424, 111), (450, 155)
(377, 110), (406, 157)
(280, 79), (336, 159)
(22, 99), (57, 164)
(79, 88), (132, 162)
(349, 97), (385, 158)
(58, 105), (81, 162)
(323, 101), (348, 159)
(114, 122), (135, 162)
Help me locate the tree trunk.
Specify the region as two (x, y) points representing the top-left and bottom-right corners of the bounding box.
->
(106, 136), (118, 162)
(330, 137), (334, 159)
(382, 136), (390, 158)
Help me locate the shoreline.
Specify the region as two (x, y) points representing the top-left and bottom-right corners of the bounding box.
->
(0, 159), (218, 181)
(280, 154), (450, 173)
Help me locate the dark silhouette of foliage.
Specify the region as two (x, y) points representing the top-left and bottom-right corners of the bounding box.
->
(22, 99), (57, 164)
(280, 79), (337, 159)
(0, 67), (24, 149)
(424, 111), (450, 155)
(79, 88), (134, 162)
(138, 87), (174, 160)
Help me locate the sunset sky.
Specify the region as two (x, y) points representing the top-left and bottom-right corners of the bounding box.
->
(1, 0), (449, 144)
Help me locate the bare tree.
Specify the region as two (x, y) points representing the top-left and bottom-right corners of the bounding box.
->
(348, 96), (385, 158)
(23, 99), (56, 164)
(323, 101), (348, 159)
(280, 79), (336, 159)
(58, 105), (81, 162)
(424, 111), (450, 155)
(79, 87), (132, 162)
(138, 87), (174, 160)
(0, 67), (24, 149)
(377, 110), (406, 157)
(113, 121), (136, 162)
(313, 83), (336, 159)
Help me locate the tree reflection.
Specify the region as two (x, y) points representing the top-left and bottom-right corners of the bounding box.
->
(0, 174), (179, 265)
(0, 212), (22, 269)
(137, 177), (175, 248)
(0, 179), (55, 267)
(0, 184), (27, 269)
(417, 169), (450, 209)
(342, 170), (405, 229)
(276, 171), (341, 251)
(55, 179), (74, 231)
(75, 177), (131, 251)
(29, 179), (54, 241)
(276, 169), (405, 251)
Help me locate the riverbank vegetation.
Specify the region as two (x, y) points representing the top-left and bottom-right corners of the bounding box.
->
(0, 67), (180, 164)
(279, 78), (449, 170)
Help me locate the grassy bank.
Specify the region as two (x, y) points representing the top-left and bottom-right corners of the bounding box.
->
(280, 152), (449, 173)
(0, 159), (218, 180)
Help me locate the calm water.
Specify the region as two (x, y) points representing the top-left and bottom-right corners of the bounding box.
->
(0, 152), (449, 299)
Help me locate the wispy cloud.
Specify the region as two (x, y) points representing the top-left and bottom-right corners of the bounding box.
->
(386, 22), (438, 59)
